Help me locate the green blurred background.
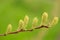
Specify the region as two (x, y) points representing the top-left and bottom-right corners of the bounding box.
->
(0, 0), (60, 40)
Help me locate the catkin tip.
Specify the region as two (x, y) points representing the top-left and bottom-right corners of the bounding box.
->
(42, 12), (48, 17)
(24, 15), (29, 24)
(53, 17), (59, 25)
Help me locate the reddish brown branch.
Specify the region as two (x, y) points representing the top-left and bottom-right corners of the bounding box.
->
(0, 25), (49, 36)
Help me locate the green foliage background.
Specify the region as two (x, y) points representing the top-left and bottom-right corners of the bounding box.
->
(0, 0), (60, 40)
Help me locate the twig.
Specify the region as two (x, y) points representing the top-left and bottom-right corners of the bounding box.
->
(0, 25), (48, 36)
(0, 12), (58, 36)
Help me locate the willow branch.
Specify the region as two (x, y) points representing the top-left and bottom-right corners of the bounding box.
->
(0, 25), (48, 36)
(0, 12), (58, 36)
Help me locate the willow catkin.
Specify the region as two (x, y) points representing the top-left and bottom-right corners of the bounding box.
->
(32, 17), (38, 29)
(41, 12), (48, 25)
(49, 17), (59, 27)
(24, 15), (29, 29)
(17, 20), (24, 31)
(6, 24), (12, 34)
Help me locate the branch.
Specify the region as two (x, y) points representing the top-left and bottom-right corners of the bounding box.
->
(0, 12), (58, 36)
(0, 25), (48, 36)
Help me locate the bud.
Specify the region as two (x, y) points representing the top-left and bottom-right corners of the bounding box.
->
(6, 24), (12, 34)
(24, 15), (29, 29)
(49, 17), (59, 27)
(41, 12), (48, 25)
(32, 17), (38, 29)
(17, 20), (24, 31)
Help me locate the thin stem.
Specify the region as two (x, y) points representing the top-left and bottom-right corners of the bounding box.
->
(0, 25), (49, 36)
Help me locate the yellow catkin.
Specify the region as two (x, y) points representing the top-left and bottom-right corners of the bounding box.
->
(49, 17), (59, 27)
(32, 17), (38, 29)
(17, 20), (24, 31)
(6, 24), (12, 34)
(41, 12), (48, 25)
(24, 15), (29, 29)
